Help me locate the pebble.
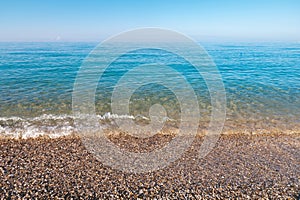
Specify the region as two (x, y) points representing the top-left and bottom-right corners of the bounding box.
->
(0, 133), (299, 199)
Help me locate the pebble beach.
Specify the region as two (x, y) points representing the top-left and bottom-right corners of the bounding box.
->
(1, 133), (299, 199)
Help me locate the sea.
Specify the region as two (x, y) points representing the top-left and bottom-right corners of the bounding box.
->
(0, 42), (299, 138)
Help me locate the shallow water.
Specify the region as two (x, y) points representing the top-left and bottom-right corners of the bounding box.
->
(0, 42), (299, 138)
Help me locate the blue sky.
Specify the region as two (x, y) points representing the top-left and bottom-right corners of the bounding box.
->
(1, 0), (299, 42)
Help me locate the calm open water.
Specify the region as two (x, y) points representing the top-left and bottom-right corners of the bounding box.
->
(0, 42), (299, 138)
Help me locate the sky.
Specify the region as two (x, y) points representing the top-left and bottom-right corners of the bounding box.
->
(0, 0), (300, 42)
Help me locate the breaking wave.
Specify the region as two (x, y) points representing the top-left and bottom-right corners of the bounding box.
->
(0, 113), (175, 139)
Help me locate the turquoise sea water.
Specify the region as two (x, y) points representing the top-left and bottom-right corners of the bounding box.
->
(0, 42), (299, 138)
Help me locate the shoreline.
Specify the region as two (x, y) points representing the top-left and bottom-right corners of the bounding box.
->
(1, 133), (299, 198)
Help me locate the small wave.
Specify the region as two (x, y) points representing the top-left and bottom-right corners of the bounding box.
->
(0, 113), (175, 139)
(0, 114), (76, 139)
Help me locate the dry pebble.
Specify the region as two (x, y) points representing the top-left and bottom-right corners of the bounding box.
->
(0, 133), (299, 199)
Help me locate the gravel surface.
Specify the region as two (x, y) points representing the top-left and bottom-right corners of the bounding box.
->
(0, 133), (299, 199)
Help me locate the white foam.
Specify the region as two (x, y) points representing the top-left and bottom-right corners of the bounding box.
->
(0, 113), (175, 139)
